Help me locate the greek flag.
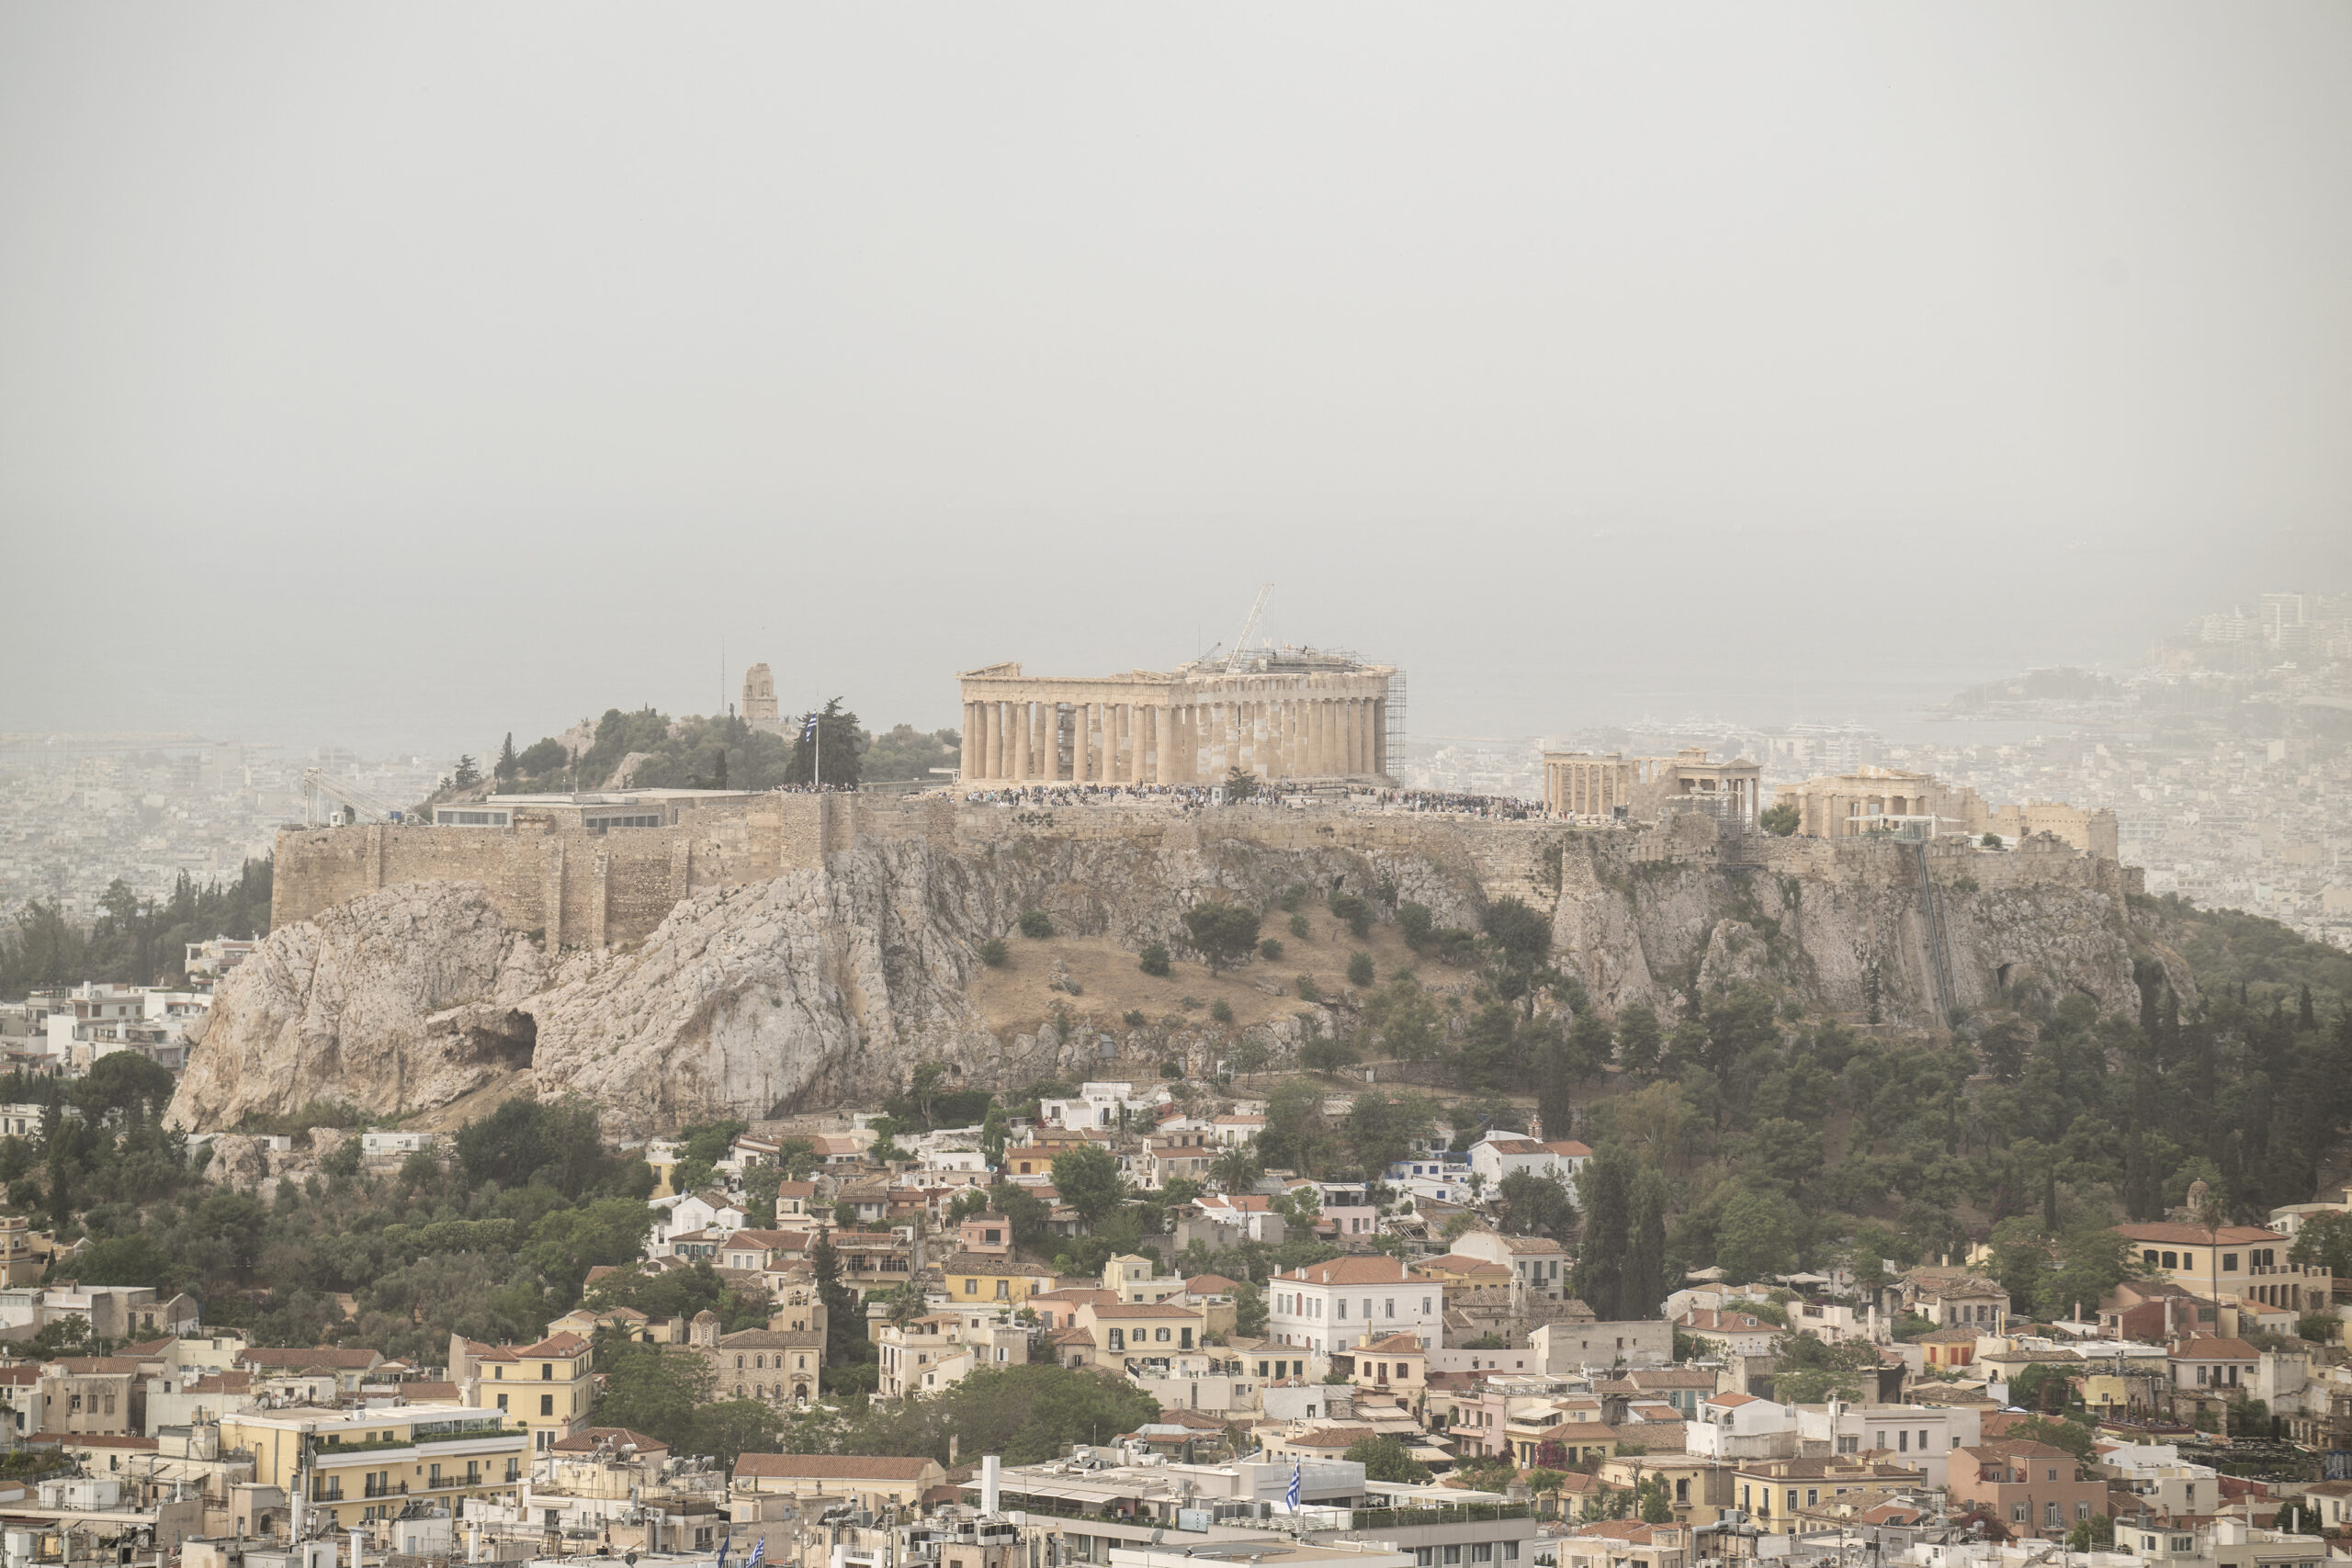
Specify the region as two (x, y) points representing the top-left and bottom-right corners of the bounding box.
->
(1285, 1461), (1301, 1511)
(801, 712), (820, 741)
(748, 1541), (765, 1568)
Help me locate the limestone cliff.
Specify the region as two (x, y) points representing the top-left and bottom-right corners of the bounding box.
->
(170, 813), (2169, 1135)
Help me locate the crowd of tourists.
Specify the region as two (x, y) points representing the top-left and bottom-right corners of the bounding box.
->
(956, 782), (1221, 808)
(1372, 787), (1543, 819)
(950, 780), (1543, 819)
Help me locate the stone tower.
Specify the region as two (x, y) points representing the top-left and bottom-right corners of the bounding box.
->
(741, 663), (782, 732)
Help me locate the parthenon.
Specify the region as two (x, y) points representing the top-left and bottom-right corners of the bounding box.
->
(957, 656), (1396, 785)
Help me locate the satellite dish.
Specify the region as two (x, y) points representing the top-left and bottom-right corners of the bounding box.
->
(627, 1556), (639, 1564)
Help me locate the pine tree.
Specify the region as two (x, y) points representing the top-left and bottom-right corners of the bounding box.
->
(495, 732), (518, 784)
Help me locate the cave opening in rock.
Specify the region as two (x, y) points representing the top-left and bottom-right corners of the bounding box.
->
(465, 1009), (537, 1070)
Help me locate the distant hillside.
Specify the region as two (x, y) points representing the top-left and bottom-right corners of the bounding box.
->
(2143, 892), (2352, 1017)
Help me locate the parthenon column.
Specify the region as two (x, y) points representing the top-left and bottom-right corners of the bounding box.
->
(961, 705), (978, 780)
(1011, 703), (1031, 781)
(1080, 703), (1098, 784)
(1148, 706), (1166, 784)
(1353, 699), (1370, 775)
(982, 703), (1001, 779)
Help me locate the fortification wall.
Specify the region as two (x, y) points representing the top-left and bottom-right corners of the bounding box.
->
(273, 795), (2124, 952)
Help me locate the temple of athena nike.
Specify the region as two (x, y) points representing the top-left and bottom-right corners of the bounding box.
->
(957, 649), (1396, 785)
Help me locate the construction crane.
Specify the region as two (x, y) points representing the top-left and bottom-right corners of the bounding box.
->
(1223, 582), (1274, 673)
(302, 767), (404, 828)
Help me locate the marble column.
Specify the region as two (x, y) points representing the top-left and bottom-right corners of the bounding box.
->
(1077, 703), (1095, 784)
(982, 703), (1001, 780)
(1148, 706), (1166, 784)
(1011, 703), (1031, 782)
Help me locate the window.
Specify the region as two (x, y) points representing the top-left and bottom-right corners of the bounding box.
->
(496, 1393), (508, 1411)
(2222, 1253), (2238, 1272)
(2076, 1504), (2091, 1521)
(2045, 1503), (2062, 1529)
(1786, 1490), (1798, 1514)
(1806, 1490), (1819, 1508)
(2011, 1506), (2028, 1524)
(2046, 1468), (2058, 1483)
(1385, 1299), (1396, 1318)
(540, 1394), (554, 1416)
(1442, 1549), (1461, 1565)
(1473, 1547), (1492, 1563)
(1920, 1430), (1930, 1450)
(540, 1363), (552, 1381)
(966, 1279), (978, 1295)
(736, 1355), (745, 1369)
(2161, 1251), (2177, 1269)
(1898, 1431), (1908, 1452)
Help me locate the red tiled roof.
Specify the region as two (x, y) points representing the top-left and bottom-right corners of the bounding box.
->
(2117, 1223), (2286, 1247)
(2169, 1337), (2257, 1360)
(32, 1432), (158, 1449)
(1284, 1256), (1408, 1286)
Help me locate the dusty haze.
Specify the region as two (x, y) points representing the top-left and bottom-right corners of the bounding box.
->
(3, 5), (2347, 753)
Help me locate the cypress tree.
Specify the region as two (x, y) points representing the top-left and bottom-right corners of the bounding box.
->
(1623, 1167), (1670, 1319)
(1574, 1145), (1632, 1318)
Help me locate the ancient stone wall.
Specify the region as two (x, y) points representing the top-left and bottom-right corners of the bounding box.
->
(272, 796), (2125, 960)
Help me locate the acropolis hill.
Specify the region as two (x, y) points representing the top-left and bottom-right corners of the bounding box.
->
(176, 784), (2177, 1135)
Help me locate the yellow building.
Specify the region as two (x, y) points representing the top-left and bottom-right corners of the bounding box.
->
(220, 1402), (526, 1530)
(939, 1251), (1053, 1306)
(449, 1331), (594, 1451)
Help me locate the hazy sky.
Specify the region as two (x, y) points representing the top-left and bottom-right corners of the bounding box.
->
(5, 5), (2348, 754)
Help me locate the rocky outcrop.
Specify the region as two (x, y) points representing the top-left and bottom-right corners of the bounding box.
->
(169, 882), (546, 1129)
(171, 817), (2160, 1135)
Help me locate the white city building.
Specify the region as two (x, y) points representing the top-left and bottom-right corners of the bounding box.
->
(1266, 1255), (1442, 1358)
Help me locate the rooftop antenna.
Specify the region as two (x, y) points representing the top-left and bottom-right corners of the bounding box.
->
(1224, 584), (1274, 674)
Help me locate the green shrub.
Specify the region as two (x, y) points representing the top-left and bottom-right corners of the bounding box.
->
(1180, 995), (1204, 1010)
(1347, 951), (1375, 987)
(1259, 938), (1284, 961)
(1278, 883), (1307, 913)
(1328, 891), (1374, 940)
(1210, 999), (1235, 1024)
(1138, 942), (1171, 976)
(979, 939), (1009, 967)
(1289, 912), (1310, 941)
(1295, 975), (1320, 1003)
(1125, 1010), (1148, 1028)
(1397, 901), (1434, 950)
(1019, 910), (1055, 939)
